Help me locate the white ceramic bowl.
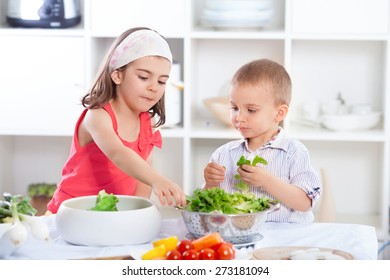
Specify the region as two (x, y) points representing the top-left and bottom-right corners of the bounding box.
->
(203, 96), (233, 127)
(56, 195), (162, 246)
(321, 112), (381, 131)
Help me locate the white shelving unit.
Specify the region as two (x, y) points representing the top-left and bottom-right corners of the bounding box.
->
(0, 0), (389, 239)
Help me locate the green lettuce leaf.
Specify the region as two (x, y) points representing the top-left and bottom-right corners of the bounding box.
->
(89, 190), (119, 211)
(185, 187), (275, 214)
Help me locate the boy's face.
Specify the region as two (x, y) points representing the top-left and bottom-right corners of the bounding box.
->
(230, 82), (286, 140)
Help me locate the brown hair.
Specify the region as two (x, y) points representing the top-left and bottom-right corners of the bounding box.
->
(81, 27), (167, 127)
(231, 58), (292, 106)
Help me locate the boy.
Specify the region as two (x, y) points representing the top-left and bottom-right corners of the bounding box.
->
(203, 59), (321, 223)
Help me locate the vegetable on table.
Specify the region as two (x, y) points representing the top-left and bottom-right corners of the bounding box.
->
(192, 232), (223, 251)
(199, 248), (216, 260)
(152, 236), (179, 251)
(0, 193), (37, 223)
(0, 192), (50, 251)
(176, 239), (194, 254)
(142, 232), (235, 260)
(141, 244), (167, 260)
(2, 198), (29, 246)
(234, 155), (268, 193)
(21, 214), (50, 241)
(166, 249), (181, 260)
(215, 243), (235, 260)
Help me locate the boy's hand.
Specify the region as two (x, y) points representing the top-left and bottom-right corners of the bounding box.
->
(237, 164), (267, 187)
(204, 162), (225, 188)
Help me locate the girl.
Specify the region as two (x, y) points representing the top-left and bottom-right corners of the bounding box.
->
(47, 27), (186, 214)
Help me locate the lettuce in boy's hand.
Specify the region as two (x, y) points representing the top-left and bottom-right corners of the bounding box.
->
(89, 190), (118, 211)
(234, 155), (268, 193)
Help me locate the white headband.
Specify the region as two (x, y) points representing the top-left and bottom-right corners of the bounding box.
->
(109, 29), (173, 72)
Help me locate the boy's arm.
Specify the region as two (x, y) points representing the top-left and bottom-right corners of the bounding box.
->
(238, 164), (312, 212)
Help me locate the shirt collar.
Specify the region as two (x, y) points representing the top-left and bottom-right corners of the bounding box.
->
(229, 127), (289, 152)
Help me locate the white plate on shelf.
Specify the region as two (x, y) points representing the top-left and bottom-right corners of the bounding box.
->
(200, 9), (273, 29)
(205, 0), (273, 11)
(321, 112), (381, 131)
(201, 9), (273, 21)
(200, 19), (272, 29)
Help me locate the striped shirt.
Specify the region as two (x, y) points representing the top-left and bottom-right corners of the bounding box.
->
(205, 127), (321, 224)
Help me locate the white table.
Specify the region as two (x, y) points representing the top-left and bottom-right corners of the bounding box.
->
(5, 215), (378, 260)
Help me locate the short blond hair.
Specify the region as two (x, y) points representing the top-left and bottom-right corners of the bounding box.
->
(231, 59), (292, 106)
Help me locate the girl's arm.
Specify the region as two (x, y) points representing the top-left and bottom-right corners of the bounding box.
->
(80, 108), (186, 206)
(135, 154), (153, 198)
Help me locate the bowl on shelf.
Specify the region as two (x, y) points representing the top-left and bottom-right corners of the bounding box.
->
(203, 96), (233, 127)
(56, 195), (162, 246)
(201, 0), (274, 30)
(175, 203), (280, 245)
(321, 112), (381, 131)
(205, 0), (273, 11)
(200, 9), (274, 29)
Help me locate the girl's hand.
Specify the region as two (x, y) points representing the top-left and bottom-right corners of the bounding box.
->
(152, 177), (187, 207)
(204, 162), (225, 188)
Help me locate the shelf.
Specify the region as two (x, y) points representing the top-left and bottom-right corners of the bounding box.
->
(190, 29), (286, 40)
(0, 26), (85, 36)
(290, 33), (390, 41)
(289, 124), (386, 142)
(190, 129), (241, 140)
(159, 128), (185, 138)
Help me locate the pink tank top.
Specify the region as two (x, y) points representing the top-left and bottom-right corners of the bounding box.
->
(47, 103), (162, 213)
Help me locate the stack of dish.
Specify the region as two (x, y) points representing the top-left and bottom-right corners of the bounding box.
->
(200, 0), (274, 30)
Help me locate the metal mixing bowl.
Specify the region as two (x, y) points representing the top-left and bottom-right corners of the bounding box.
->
(175, 203), (280, 244)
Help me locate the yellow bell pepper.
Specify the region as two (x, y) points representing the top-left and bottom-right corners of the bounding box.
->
(152, 236), (179, 252)
(141, 244), (167, 260)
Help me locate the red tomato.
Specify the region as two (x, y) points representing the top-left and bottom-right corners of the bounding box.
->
(212, 241), (235, 256)
(216, 244), (235, 260)
(182, 249), (199, 260)
(176, 239), (194, 254)
(166, 249), (182, 260)
(199, 248), (216, 260)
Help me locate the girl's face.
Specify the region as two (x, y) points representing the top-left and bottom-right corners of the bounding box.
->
(112, 56), (171, 112)
(230, 82), (286, 145)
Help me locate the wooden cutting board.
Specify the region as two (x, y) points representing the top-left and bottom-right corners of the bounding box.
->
(76, 255), (135, 260)
(251, 246), (354, 260)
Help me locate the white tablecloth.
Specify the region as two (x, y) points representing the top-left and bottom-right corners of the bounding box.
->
(6, 215), (378, 260)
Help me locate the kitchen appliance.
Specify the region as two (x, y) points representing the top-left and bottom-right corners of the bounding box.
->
(163, 62), (183, 127)
(6, 0), (81, 28)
